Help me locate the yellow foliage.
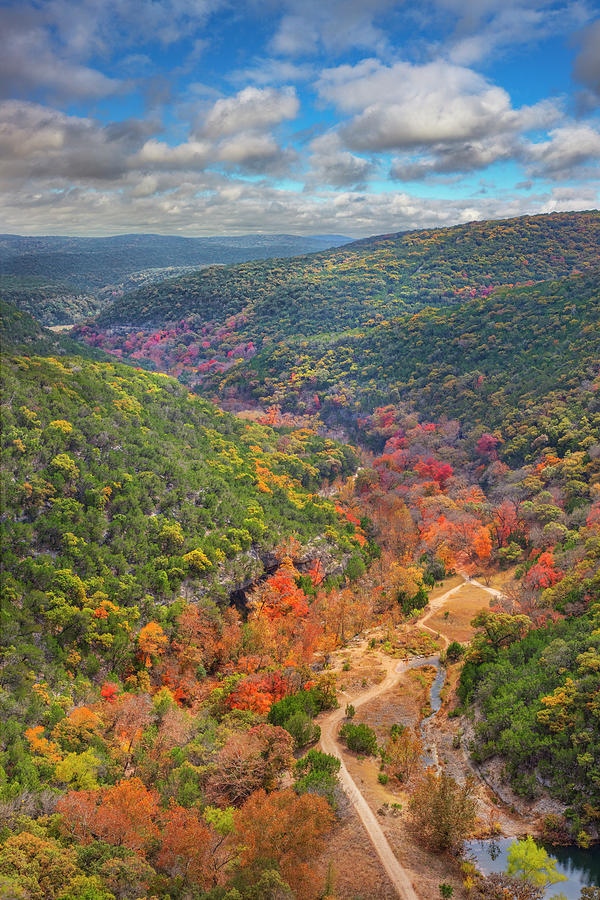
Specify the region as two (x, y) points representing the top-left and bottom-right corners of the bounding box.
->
(48, 419), (73, 434)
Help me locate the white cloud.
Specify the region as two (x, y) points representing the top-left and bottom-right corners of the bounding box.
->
(390, 135), (518, 180)
(318, 59), (559, 152)
(1, 157), (597, 237)
(306, 132), (373, 187)
(0, 11), (123, 101)
(217, 132), (296, 172)
(0, 95), (296, 186)
(201, 86), (299, 138)
(524, 123), (600, 176)
(0, 0), (226, 102)
(0, 100), (157, 180)
(135, 138), (212, 169)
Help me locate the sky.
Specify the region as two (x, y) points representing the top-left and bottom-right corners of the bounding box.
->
(0, 0), (599, 237)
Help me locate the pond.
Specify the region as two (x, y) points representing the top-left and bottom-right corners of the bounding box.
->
(465, 836), (600, 898)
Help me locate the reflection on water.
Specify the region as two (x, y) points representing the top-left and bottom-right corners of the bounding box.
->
(465, 837), (600, 899)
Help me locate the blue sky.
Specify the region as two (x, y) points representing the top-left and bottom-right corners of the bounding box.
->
(0, 0), (599, 236)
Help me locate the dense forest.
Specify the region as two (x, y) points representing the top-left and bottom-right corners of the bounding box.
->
(0, 233), (350, 327)
(94, 211), (600, 331)
(1, 211), (599, 899)
(0, 325), (379, 898)
(76, 213), (600, 431)
(0, 233), (350, 311)
(211, 271), (600, 460)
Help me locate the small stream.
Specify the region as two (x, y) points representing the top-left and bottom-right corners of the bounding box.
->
(401, 653), (446, 766)
(404, 657), (599, 897)
(399, 623), (599, 897)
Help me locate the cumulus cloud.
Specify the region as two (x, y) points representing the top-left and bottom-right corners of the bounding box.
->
(1, 170), (597, 238)
(0, 100), (159, 181)
(217, 133), (297, 173)
(179, 86), (301, 174)
(524, 123), (600, 177)
(391, 135), (518, 180)
(0, 0), (597, 235)
(135, 138), (213, 170)
(0, 0), (225, 102)
(573, 19), (600, 99)
(305, 133), (373, 187)
(0, 9), (123, 101)
(0, 90), (296, 186)
(201, 86), (299, 138)
(318, 59), (559, 152)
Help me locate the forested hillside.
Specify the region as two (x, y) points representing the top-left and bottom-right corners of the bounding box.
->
(95, 211), (600, 330)
(0, 301), (110, 361)
(0, 233), (350, 327)
(78, 213), (600, 430)
(74, 210), (600, 851)
(2, 211), (600, 897)
(2, 351), (362, 695)
(0, 276), (103, 326)
(213, 271), (600, 462)
(0, 233), (350, 293)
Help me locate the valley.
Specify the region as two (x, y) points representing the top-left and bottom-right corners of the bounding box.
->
(1, 211), (599, 900)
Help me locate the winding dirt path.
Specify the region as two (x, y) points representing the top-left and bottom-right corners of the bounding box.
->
(319, 575), (503, 899)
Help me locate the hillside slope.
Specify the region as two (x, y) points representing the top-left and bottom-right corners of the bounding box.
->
(95, 211), (600, 332)
(0, 300), (111, 361)
(0, 232), (351, 326)
(77, 212), (600, 466)
(214, 271), (600, 462)
(1, 348), (363, 724)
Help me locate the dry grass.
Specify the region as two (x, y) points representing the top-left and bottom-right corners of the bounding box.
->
(314, 803), (399, 899)
(335, 665), (470, 900)
(426, 584), (492, 642)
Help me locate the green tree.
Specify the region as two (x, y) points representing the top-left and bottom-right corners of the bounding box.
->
(505, 836), (567, 888)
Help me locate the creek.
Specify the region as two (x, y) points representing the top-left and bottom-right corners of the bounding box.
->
(401, 653), (446, 767)
(465, 836), (600, 898)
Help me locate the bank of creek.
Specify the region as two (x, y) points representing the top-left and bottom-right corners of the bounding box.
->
(314, 573), (598, 900)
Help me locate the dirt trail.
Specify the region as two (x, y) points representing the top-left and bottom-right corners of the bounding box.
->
(319, 576), (503, 900)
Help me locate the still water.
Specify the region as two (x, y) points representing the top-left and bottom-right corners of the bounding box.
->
(465, 837), (600, 899)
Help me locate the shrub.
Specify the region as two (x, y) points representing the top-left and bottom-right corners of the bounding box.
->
(409, 771), (477, 852)
(268, 690), (319, 726)
(283, 712), (320, 749)
(295, 750), (341, 808)
(339, 722), (378, 756)
(445, 641), (464, 662)
(295, 751), (340, 778)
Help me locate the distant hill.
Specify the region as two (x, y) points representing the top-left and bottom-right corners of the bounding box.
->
(0, 232), (351, 294)
(77, 212), (600, 459)
(95, 211), (600, 331)
(0, 275), (103, 326)
(0, 232), (351, 326)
